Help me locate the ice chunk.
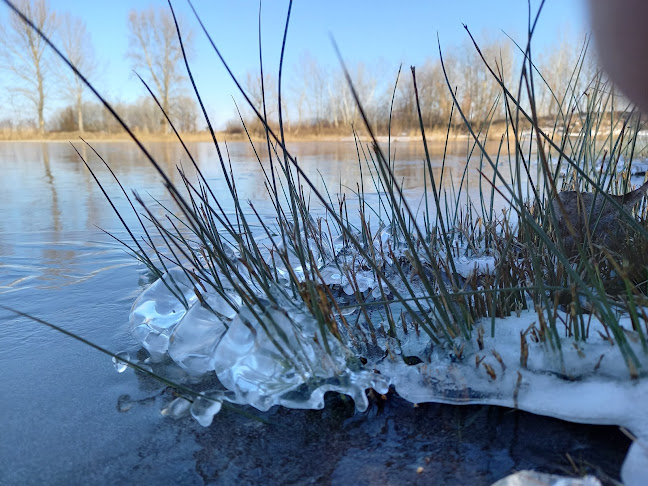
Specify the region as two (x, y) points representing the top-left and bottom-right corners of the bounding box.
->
(190, 392), (223, 427)
(161, 396), (192, 418)
(342, 270), (375, 296)
(331, 234), (346, 254)
(318, 264), (376, 295)
(214, 305), (322, 411)
(266, 229), (331, 284)
(212, 291), (388, 413)
(318, 265), (343, 286)
(129, 267), (198, 361)
(168, 292), (236, 376)
(376, 224), (407, 257)
(112, 351), (130, 373)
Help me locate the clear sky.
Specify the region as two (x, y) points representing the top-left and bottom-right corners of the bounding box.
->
(0, 0), (589, 128)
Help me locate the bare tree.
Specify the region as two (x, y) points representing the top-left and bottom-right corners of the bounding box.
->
(454, 37), (513, 126)
(538, 34), (598, 118)
(291, 52), (329, 131)
(326, 62), (373, 129)
(243, 69), (278, 131)
(170, 95), (198, 132)
(126, 7), (193, 133)
(0, 0), (57, 134)
(538, 35), (578, 117)
(57, 12), (96, 133)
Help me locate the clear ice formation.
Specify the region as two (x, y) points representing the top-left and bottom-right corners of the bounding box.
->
(130, 267), (199, 362)
(129, 263), (388, 420)
(126, 227), (648, 485)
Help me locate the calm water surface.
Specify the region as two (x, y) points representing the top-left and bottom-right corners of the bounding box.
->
(0, 140), (628, 484)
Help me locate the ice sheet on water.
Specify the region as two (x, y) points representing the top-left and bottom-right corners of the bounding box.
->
(594, 156), (648, 176)
(631, 159), (648, 176)
(557, 156), (648, 184)
(378, 310), (648, 412)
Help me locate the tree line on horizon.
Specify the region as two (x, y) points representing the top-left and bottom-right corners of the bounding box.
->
(0, 0), (198, 135)
(0, 0), (606, 138)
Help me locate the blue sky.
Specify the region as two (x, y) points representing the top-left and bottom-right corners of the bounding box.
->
(0, 0), (589, 128)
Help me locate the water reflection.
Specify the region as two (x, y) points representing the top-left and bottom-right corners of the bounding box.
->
(0, 139), (522, 293)
(40, 143), (62, 233)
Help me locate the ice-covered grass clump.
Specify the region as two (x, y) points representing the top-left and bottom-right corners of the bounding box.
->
(68, 0), (648, 438)
(126, 252), (648, 483)
(126, 240), (648, 485)
(127, 219), (648, 428)
(130, 265), (388, 419)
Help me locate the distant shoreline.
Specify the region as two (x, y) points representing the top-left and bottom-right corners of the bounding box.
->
(0, 128), (473, 144)
(0, 124), (633, 145)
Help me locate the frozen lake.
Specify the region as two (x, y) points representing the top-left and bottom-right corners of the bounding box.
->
(0, 140), (631, 484)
